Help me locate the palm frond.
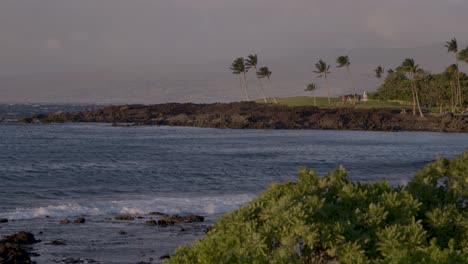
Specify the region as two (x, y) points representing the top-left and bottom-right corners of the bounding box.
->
(445, 38), (458, 53)
(336, 55), (350, 68)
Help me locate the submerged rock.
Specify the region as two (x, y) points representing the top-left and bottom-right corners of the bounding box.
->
(145, 220), (158, 226)
(183, 214), (204, 223)
(59, 219), (71, 224)
(0, 243), (31, 263)
(155, 214), (205, 227)
(157, 218), (176, 227)
(0, 218), (8, 223)
(73, 217), (86, 224)
(1, 231), (40, 244)
(114, 215), (135, 221)
(47, 240), (66, 246)
(148, 212), (169, 217)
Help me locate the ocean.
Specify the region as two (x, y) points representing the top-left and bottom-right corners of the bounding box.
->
(0, 104), (467, 263)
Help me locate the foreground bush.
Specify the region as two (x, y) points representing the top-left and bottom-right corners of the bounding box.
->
(167, 153), (468, 263)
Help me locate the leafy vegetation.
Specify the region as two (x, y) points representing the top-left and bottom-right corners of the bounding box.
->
(370, 65), (468, 113)
(166, 153), (468, 263)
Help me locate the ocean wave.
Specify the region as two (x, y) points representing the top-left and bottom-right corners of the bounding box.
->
(0, 193), (255, 220)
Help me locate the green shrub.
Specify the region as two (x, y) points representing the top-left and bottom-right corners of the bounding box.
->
(166, 153), (468, 263)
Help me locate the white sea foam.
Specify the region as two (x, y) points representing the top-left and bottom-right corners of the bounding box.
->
(0, 194), (255, 220)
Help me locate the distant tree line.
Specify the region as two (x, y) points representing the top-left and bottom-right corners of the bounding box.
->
(372, 38), (468, 114)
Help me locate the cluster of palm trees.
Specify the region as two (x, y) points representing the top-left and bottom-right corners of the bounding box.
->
(230, 38), (467, 115)
(230, 54), (277, 103)
(307, 55), (357, 104)
(374, 38), (468, 115)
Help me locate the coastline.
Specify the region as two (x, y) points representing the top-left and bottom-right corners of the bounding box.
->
(17, 102), (468, 133)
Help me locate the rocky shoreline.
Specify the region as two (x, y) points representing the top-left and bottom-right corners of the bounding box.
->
(17, 102), (468, 132)
(0, 213), (207, 263)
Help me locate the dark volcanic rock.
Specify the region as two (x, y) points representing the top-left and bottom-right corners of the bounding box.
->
(157, 218), (176, 227)
(59, 219), (71, 224)
(0, 218), (8, 223)
(148, 212), (169, 217)
(73, 217), (86, 224)
(182, 214), (204, 223)
(156, 214), (205, 227)
(0, 243), (31, 263)
(19, 102), (468, 132)
(1, 231), (40, 244)
(145, 220), (158, 226)
(114, 215), (135, 221)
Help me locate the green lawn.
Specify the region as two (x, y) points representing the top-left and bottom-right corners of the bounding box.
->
(255, 96), (341, 106)
(255, 96), (408, 109)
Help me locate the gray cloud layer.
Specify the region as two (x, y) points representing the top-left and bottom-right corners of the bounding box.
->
(1, 0), (467, 103)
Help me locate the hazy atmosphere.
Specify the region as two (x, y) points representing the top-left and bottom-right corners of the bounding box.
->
(1, 0), (467, 103)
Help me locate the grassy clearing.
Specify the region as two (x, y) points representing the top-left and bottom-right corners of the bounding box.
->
(255, 96), (341, 107)
(256, 96), (409, 109)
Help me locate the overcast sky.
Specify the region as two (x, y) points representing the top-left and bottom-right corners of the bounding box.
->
(1, 0), (467, 103)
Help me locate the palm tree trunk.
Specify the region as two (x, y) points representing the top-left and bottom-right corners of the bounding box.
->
(238, 75), (245, 101)
(410, 75), (416, 116)
(314, 96), (317, 106)
(243, 72), (250, 101)
(267, 77), (278, 104)
(347, 67), (357, 103)
(456, 62), (463, 110)
(325, 76), (331, 104)
(258, 78), (267, 103)
(253, 67), (267, 103)
(450, 81), (455, 112)
(412, 77), (424, 117)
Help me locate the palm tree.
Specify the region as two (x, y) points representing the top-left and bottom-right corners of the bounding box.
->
(458, 46), (468, 108)
(445, 38), (462, 109)
(375, 65), (385, 79)
(336, 55), (356, 101)
(444, 64), (459, 112)
(256, 66), (277, 104)
(458, 46), (468, 63)
(245, 54), (267, 103)
(400, 58), (424, 117)
(314, 60), (332, 103)
(305, 83), (318, 106)
(230, 57), (250, 101)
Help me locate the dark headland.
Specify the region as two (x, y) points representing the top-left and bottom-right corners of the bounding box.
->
(18, 102), (467, 133)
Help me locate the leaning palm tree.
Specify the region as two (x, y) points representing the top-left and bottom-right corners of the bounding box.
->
(375, 65), (385, 79)
(305, 83), (318, 106)
(444, 64), (459, 112)
(445, 38), (462, 109)
(400, 58), (424, 117)
(245, 54), (267, 103)
(336, 55), (356, 101)
(256, 66), (277, 104)
(314, 60), (332, 103)
(230, 57), (250, 101)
